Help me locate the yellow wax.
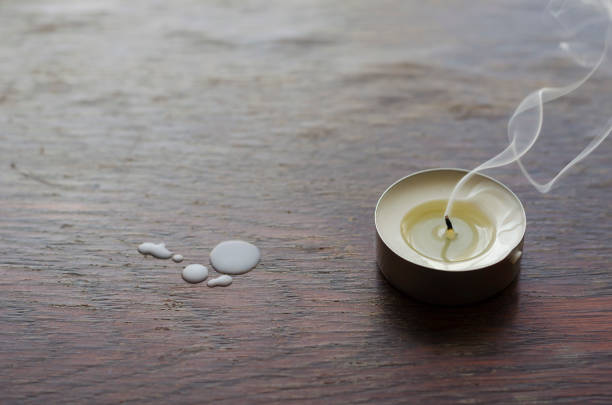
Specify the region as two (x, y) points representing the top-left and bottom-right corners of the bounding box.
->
(400, 200), (495, 263)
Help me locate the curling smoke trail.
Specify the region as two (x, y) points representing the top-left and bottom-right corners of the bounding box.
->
(445, 0), (612, 217)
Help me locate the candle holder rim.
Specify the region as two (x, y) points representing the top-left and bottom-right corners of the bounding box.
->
(375, 167), (526, 273)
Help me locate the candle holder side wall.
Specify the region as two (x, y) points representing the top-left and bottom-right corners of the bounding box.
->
(376, 233), (523, 306)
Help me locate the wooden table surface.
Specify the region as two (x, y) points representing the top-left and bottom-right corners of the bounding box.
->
(1, 1), (611, 403)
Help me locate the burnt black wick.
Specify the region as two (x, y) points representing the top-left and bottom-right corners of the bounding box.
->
(445, 215), (454, 231)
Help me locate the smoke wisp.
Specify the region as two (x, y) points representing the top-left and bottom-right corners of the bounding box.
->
(445, 0), (612, 217)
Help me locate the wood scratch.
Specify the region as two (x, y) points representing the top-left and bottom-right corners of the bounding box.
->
(10, 162), (75, 190)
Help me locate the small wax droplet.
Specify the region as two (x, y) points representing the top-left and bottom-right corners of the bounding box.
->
(207, 275), (232, 287)
(210, 240), (260, 275)
(172, 254), (184, 263)
(137, 242), (173, 259)
(182, 264), (208, 284)
(445, 229), (457, 240)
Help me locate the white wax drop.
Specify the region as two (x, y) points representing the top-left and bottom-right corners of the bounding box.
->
(137, 242), (173, 259)
(207, 275), (232, 287)
(182, 264), (208, 284)
(172, 254), (184, 263)
(209, 240), (260, 275)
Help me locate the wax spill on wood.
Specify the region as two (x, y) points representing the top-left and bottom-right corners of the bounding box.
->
(136, 241), (260, 286)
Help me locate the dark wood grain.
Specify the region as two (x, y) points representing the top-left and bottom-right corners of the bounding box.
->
(1, 1), (611, 404)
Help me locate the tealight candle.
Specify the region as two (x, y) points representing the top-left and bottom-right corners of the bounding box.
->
(375, 168), (526, 305)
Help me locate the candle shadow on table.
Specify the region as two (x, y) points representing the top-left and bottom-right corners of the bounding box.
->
(375, 269), (520, 347)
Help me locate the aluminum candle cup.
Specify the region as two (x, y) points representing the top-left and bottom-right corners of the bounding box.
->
(375, 168), (526, 305)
